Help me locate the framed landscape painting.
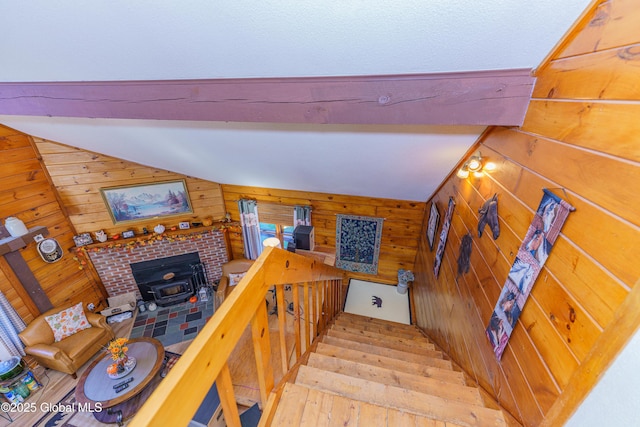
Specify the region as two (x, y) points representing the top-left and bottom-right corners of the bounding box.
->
(100, 180), (193, 225)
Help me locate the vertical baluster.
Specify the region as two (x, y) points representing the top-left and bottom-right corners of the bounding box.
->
(276, 284), (288, 373)
(216, 363), (241, 427)
(318, 279), (326, 333)
(331, 279), (336, 319)
(311, 280), (318, 339)
(250, 297), (274, 407)
(292, 283), (301, 360)
(304, 282), (310, 350)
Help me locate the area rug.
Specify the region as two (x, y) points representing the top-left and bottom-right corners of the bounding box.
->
(343, 279), (410, 325)
(33, 352), (180, 427)
(335, 214), (384, 274)
(129, 299), (214, 347)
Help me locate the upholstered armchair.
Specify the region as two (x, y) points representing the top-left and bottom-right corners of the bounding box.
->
(215, 258), (254, 310)
(19, 302), (114, 378)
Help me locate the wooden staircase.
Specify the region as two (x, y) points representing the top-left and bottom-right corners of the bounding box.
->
(268, 312), (508, 426)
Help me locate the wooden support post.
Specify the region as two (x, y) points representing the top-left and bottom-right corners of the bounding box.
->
(0, 226), (53, 313)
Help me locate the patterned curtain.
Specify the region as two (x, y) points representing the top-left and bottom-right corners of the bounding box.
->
(0, 291), (26, 357)
(294, 205), (312, 226)
(238, 199), (262, 260)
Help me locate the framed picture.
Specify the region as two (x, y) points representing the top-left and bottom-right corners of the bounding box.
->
(426, 202), (440, 251)
(434, 197), (456, 278)
(179, 222), (191, 230)
(122, 230), (135, 239)
(100, 180), (193, 225)
(73, 233), (93, 247)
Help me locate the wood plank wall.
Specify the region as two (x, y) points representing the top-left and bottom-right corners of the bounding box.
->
(33, 138), (227, 236)
(412, 1), (640, 426)
(0, 126), (107, 321)
(221, 185), (425, 285)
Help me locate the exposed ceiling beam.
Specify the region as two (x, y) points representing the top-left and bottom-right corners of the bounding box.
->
(0, 69), (534, 126)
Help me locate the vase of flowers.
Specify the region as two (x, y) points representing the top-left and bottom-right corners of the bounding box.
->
(106, 337), (136, 379)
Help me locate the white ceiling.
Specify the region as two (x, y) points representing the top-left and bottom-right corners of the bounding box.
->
(0, 1), (591, 201)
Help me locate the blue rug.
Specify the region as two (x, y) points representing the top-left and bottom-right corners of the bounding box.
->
(335, 214), (384, 274)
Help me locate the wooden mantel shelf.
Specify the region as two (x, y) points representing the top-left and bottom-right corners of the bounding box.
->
(71, 222), (240, 252)
(0, 226), (49, 256)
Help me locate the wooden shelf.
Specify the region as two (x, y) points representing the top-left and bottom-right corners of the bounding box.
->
(71, 222), (239, 252)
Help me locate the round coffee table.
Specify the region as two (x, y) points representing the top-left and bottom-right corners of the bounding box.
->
(76, 337), (165, 425)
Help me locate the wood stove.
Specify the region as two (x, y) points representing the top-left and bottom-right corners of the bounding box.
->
(130, 252), (206, 306)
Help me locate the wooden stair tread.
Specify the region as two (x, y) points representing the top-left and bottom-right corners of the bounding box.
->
(323, 331), (446, 362)
(315, 342), (465, 385)
(273, 383), (468, 427)
(306, 352), (484, 406)
(295, 365), (506, 427)
(330, 324), (435, 349)
(338, 312), (421, 331)
(333, 317), (427, 340)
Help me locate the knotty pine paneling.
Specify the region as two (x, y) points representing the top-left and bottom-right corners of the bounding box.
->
(222, 184), (425, 285)
(552, 0), (640, 59)
(413, 2), (640, 425)
(0, 125), (107, 322)
(33, 139), (227, 236)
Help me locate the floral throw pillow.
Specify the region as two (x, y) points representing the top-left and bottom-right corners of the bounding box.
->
(45, 302), (92, 342)
(228, 272), (246, 287)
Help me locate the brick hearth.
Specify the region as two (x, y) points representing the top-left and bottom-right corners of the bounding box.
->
(87, 230), (229, 299)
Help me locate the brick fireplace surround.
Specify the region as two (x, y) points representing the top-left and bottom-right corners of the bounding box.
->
(86, 230), (230, 300)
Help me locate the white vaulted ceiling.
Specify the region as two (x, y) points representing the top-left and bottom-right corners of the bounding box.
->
(0, 0), (591, 201)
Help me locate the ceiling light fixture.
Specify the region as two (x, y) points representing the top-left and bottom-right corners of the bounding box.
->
(456, 153), (495, 179)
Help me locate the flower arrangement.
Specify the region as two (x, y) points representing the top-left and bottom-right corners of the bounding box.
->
(108, 337), (129, 362)
(105, 337), (130, 376)
(105, 337), (138, 378)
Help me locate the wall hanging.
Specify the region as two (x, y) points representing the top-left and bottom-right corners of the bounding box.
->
(486, 189), (575, 360)
(100, 179), (192, 225)
(434, 197), (455, 278)
(426, 202), (440, 251)
(335, 214), (384, 274)
(457, 233), (473, 276)
(478, 193), (500, 239)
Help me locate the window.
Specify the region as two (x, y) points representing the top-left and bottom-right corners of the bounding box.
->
(259, 223), (294, 249)
(258, 203), (295, 249)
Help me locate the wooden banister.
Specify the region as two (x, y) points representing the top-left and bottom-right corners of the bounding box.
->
(129, 247), (345, 427)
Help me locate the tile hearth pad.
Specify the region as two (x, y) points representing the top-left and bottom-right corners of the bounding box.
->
(129, 300), (215, 347)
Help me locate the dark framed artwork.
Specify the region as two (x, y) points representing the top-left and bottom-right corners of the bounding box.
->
(433, 197), (455, 278)
(100, 179), (193, 225)
(426, 201), (440, 251)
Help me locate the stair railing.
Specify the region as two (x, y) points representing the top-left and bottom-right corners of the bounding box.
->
(129, 246), (345, 427)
